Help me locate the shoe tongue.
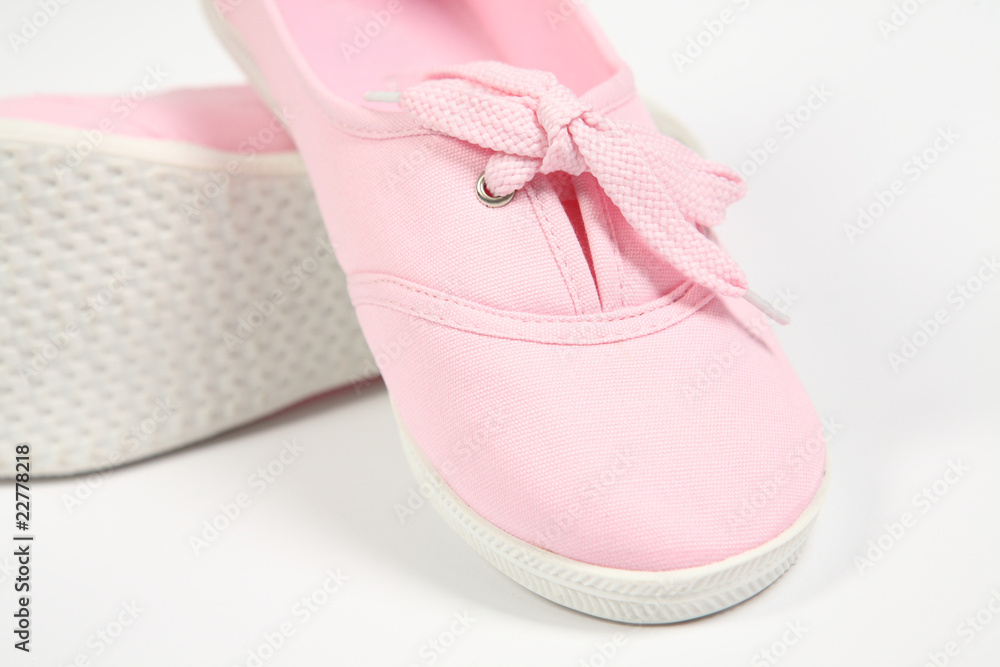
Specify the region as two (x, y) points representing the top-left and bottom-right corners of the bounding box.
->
(570, 174), (687, 311)
(535, 69), (693, 309)
(546, 91), (688, 312)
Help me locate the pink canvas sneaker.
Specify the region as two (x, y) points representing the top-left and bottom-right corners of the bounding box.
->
(0, 87), (377, 477)
(205, 0), (829, 623)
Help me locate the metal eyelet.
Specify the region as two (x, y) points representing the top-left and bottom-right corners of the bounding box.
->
(476, 173), (515, 208)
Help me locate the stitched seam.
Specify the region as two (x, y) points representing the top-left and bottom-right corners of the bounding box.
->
(350, 276), (695, 325)
(352, 295), (705, 345)
(601, 193), (627, 310)
(326, 124), (435, 140)
(525, 183), (585, 315)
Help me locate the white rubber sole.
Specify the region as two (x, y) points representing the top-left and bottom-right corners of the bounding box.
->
(0, 120), (376, 477)
(397, 411), (829, 624)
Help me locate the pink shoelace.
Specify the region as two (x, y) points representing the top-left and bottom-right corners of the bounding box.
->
(367, 61), (787, 323)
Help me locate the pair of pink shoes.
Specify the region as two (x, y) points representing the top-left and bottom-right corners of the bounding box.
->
(3, 0), (827, 623)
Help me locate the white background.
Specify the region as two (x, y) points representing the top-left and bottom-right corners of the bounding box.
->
(2, 0), (999, 665)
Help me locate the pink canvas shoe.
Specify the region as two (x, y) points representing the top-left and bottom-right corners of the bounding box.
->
(0, 87), (377, 477)
(205, 0), (829, 623)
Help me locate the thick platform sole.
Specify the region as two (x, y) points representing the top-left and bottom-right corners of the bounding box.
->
(0, 120), (376, 477)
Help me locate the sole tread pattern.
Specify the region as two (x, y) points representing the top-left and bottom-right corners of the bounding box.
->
(0, 136), (375, 477)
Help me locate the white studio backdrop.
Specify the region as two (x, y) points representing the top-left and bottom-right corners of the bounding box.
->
(1, 1), (998, 665)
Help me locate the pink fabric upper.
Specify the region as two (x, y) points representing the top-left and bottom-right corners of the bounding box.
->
(0, 86), (295, 153)
(213, 0), (827, 572)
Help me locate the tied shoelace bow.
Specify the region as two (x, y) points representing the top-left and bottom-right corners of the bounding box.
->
(366, 61), (788, 324)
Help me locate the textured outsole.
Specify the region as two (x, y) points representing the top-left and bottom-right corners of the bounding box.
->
(0, 120), (376, 478)
(397, 410), (829, 624)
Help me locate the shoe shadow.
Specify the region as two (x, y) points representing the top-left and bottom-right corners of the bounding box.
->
(266, 384), (609, 631)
